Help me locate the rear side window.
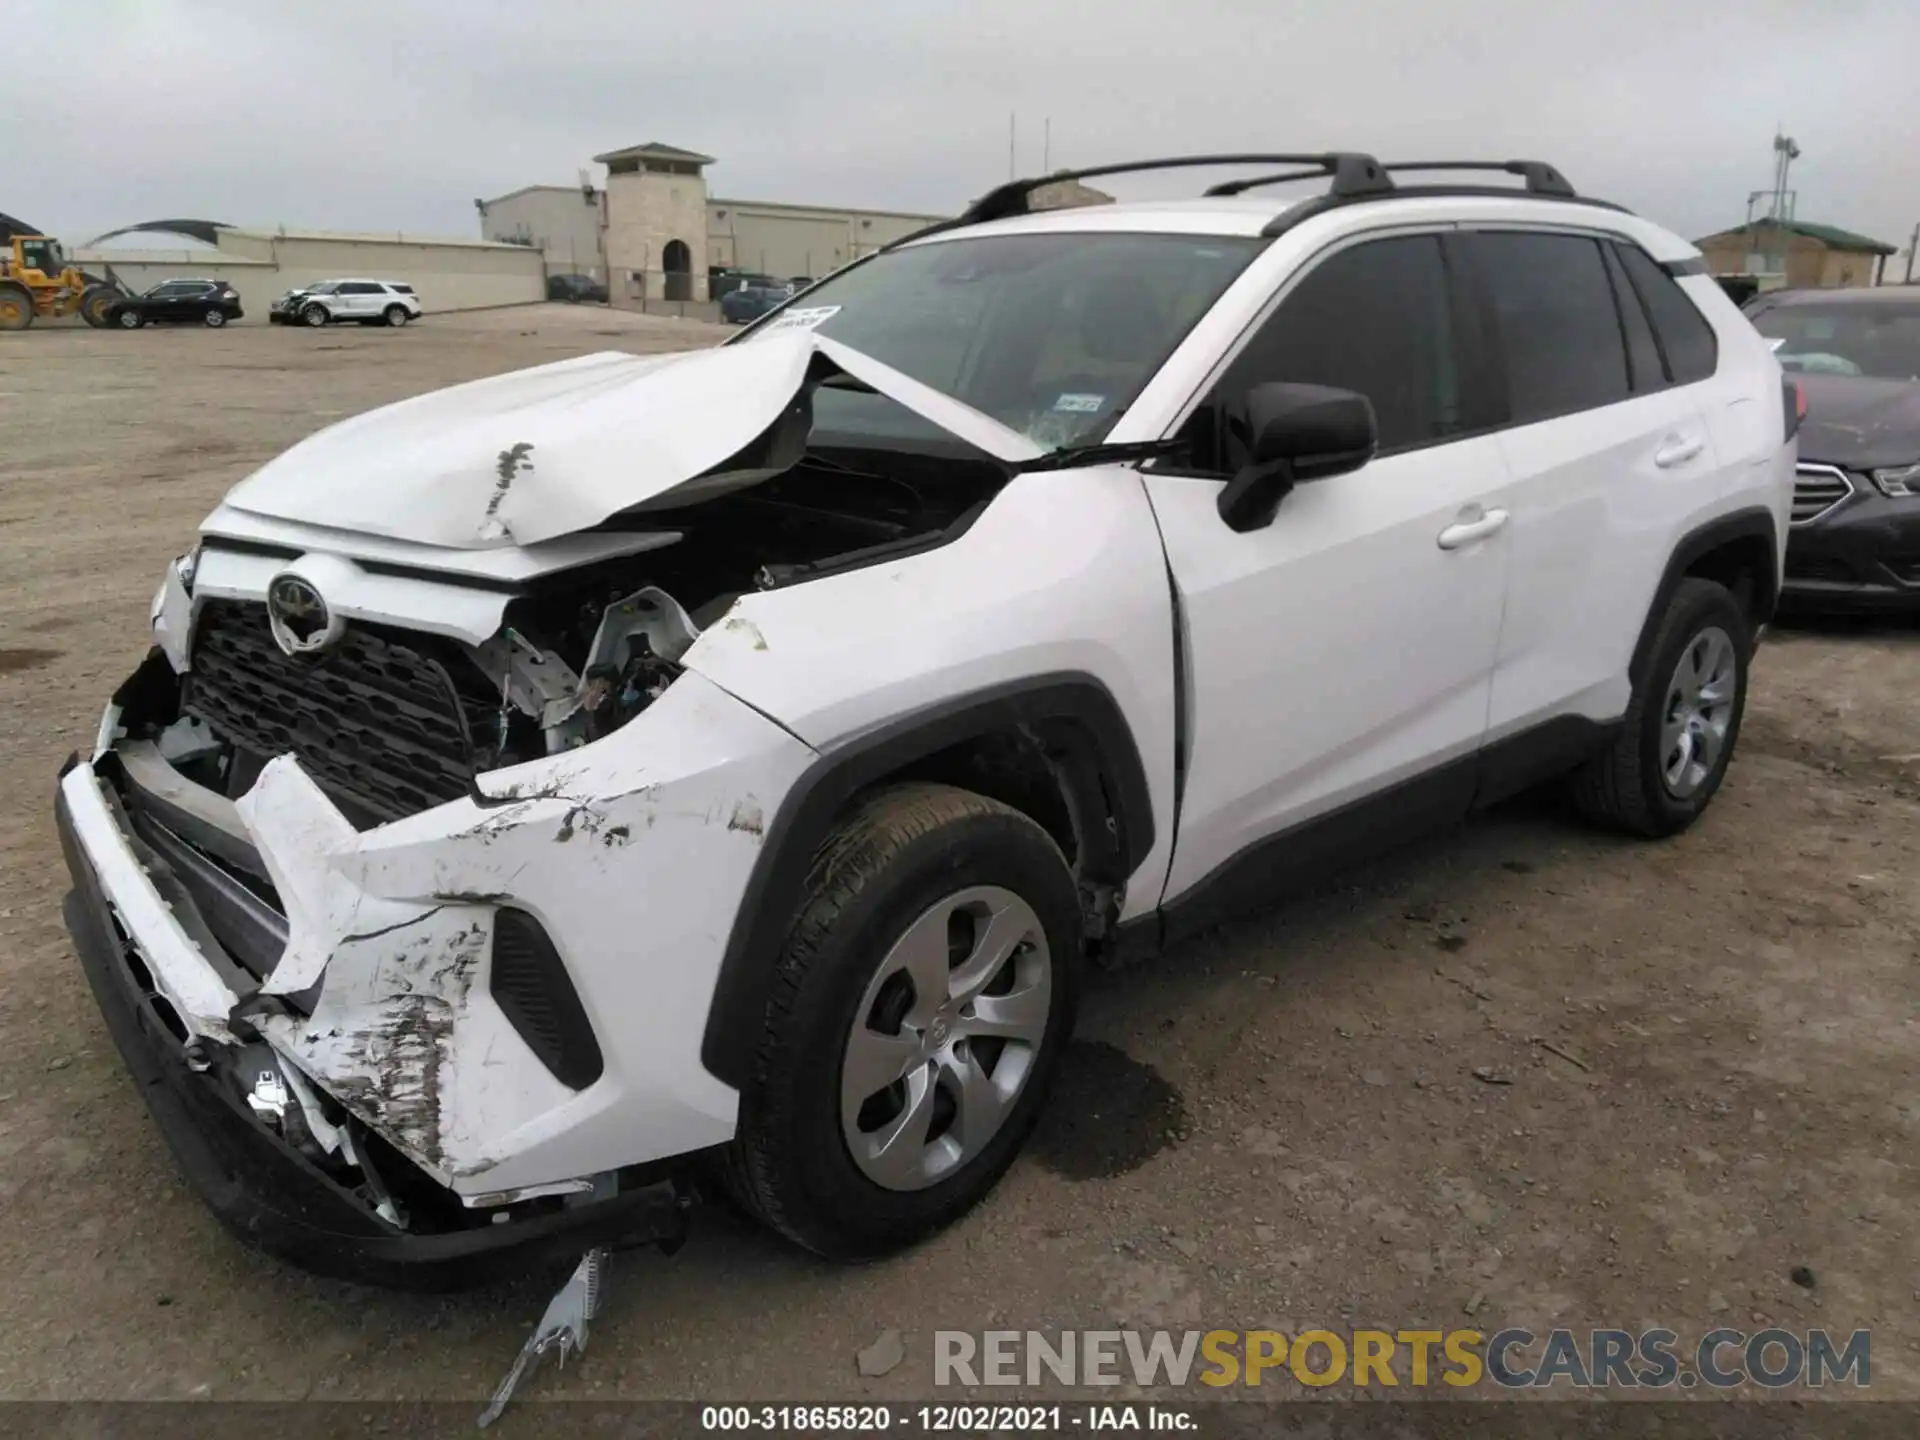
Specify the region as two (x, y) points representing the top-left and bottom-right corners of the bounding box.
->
(1184, 234), (1466, 466)
(1614, 244), (1718, 384)
(1470, 233), (1629, 424)
(389, 283), (415, 294)
(1599, 245), (1666, 393)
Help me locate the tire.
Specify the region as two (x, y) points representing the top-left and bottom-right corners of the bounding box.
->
(1572, 577), (1750, 837)
(0, 285), (32, 331)
(79, 285), (119, 328)
(722, 782), (1082, 1259)
(384, 305), (410, 327)
(202, 308), (226, 327)
(116, 308), (144, 329)
(301, 303), (330, 328)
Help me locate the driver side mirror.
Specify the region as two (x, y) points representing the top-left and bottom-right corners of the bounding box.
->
(1216, 383), (1378, 533)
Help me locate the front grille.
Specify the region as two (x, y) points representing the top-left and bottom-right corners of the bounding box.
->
(185, 600), (490, 825)
(1785, 555), (1856, 585)
(1791, 464), (1854, 526)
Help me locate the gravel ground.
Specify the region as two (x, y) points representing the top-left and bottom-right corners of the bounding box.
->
(0, 307), (1913, 1407)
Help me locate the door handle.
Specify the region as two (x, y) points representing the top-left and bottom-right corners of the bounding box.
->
(1437, 507), (1509, 550)
(1655, 434), (1705, 468)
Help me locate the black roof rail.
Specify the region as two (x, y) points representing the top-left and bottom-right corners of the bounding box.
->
(1382, 159), (1577, 197)
(885, 151), (1389, 249)
(1213, 157), (1577, 200)
(883, 152), (1628, 251)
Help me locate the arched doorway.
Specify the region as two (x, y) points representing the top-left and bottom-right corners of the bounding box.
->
(662, 239), (692, 301)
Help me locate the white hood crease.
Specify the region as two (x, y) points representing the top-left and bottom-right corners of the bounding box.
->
(220, 331), (1045, 552)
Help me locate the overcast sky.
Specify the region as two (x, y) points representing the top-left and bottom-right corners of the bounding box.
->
(12, 0), (1919, 265)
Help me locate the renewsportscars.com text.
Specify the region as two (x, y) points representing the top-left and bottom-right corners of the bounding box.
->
(935, 1327), (1870, 1390)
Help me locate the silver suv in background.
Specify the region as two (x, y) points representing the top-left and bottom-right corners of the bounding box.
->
(269, 279), (423, 328)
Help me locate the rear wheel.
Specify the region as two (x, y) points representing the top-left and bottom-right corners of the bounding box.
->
(1572, 577), (1749, 837)
(722, 783), (1081, 1259)
(79, 285), (119, 328)
(301, 303), (329, 328)
(202, 308), (226, 327)
(0, 286), (32, 330)
(384, 304), (409, 327)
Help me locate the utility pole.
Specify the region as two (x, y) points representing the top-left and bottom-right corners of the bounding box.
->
(1008, 113), (1017, 180)
(1043, 118), (1051, 173)
(1906, 221), (1919, 285)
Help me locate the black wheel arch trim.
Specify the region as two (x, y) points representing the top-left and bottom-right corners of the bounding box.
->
(700, 672), (1155, 1089)
(1628, 506), (1778, 689)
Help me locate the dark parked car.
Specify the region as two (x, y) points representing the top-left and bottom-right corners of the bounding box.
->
(1745, 287), (1920, 610)
(719, 278), (793, 324)
(107, 278), (243, 329)
(547, 273), (609, 303)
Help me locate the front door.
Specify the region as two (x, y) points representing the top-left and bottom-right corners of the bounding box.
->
(1142, 231), (1513, 924)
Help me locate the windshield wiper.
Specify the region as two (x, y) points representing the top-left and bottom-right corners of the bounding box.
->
(1017, 438), (1190, 472)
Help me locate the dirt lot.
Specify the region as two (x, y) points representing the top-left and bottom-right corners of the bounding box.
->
(1, 308), (1915, 1407)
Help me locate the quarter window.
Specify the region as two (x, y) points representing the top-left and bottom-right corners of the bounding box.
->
(1181, 234), (1466, 471)
(1470, 232), (1629, 424)
(1614, 243), (1719, 384)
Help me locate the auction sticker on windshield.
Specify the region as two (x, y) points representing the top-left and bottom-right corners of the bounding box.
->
(758, 305), (840, 335)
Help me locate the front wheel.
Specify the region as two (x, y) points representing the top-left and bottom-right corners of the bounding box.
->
(116, 308), (144, 329)
(301, 304), (329, 328)
(80, 285), (119, 327)
(722, 783), (1082, 1259)
(1573, 577), (1750, 837)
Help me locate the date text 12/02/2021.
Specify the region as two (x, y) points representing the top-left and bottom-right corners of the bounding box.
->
(700, 1406), (1197, 1431)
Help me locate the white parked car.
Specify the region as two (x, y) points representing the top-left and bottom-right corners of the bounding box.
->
(57, 153), (1796, 1287)
(269, 277), (422, 328)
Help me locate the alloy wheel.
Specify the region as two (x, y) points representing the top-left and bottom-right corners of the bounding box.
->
(840, 885), (1052, 1192)
(1660, 625), (1736, 798)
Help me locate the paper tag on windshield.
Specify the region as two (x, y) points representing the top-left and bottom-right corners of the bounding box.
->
(758, 305), (840, 335)
(1766, 337), (1786, 352)
(1053, 393), (1106, 414)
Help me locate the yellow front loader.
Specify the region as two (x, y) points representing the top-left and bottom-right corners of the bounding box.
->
(0, 233), (121, 331)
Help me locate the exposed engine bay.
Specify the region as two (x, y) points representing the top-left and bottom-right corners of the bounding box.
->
(168, 446), (1007, 831)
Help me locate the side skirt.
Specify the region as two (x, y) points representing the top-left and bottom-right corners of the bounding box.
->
(1114, 714), (1619, 960)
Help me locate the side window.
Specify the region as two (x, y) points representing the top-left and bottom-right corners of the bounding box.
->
(342, 282), (377, 295)
(1182, 234), (1465, 471)
(1614, 243), (1719, 385)
(1599, 244), (1666, 393)
(1470, 232), (1629, 424)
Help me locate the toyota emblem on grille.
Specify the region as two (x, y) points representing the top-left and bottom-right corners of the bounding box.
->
(266, 572), (345, 657)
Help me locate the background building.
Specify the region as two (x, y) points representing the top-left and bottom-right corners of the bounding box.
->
(476, 143), (1118, 314)
(77, 221), (545, 321)
(1694, 219), (1896, 291)
(475, 183), (607, 280)
(480, 140), (948, 311)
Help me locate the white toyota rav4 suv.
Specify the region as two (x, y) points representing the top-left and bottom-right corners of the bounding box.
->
(57, 154), (1797, 1287)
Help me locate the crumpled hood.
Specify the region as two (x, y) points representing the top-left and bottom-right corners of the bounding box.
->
(219, 331), (1043, 550)
(1794, 373), (1920, 472)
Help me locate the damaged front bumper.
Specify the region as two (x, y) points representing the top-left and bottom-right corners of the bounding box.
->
(54, 663), (815, 1287)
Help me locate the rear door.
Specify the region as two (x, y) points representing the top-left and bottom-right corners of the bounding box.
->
(1458, 229), (1723, 773)
(337, 281), (378, 317)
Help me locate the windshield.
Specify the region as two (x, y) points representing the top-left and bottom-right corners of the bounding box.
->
(744, 231), (1263, 449)
(304, 281), (338, 295)
(21, 239), (63, 271)
(1752, 302), (1920, 381)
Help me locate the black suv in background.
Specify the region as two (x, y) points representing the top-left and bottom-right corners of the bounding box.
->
(547, 273), (609, 303)
(1746, 287), (1920, 611)
(106, 279), (244, 329)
